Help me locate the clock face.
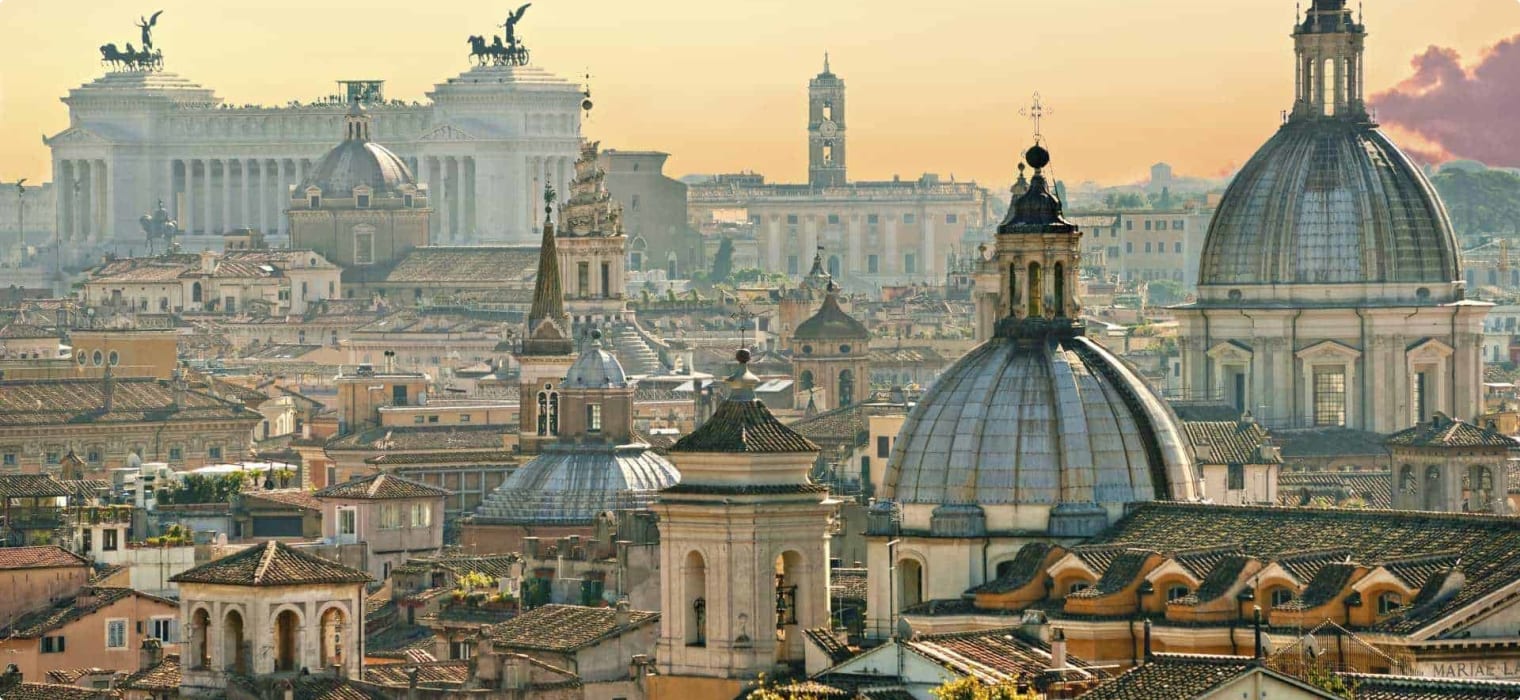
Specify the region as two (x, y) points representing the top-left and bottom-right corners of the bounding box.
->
(818, 120), (838, 137)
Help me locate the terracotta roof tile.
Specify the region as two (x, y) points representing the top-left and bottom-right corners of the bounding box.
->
(44, 668), (114, 685)
(1343, 672), (1520, 699)
(1081, 655), (1301, 700)
(315, 473), (452, 500)
(486, 604), (657, 652)
(1387, 417), (1518, 448)
(0, 545), (89, 570)
(1182, 420), (1279, 464)
(671, 399), (819, 454)
(119, 655), (180, 691)
(384, 246), (539, 284)
(243, 488), (324, 511)
(170, 540), (372, 586)
(0, 682), (120, 700)
(906, 627), (1106, 683)
(4, 587), (160, 637)
(0, 377), (258, 427)
(0, 474), (73, 498)
(363, 661), (471, 689)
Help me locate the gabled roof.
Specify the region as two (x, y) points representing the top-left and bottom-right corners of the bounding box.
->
(1342, 672), (1520, 699)
(486, 604), (657, 652)
(0, 474), (71, 498)
(6, 588), (174, 638)
(169, 540), (372, 586)
(0, 683), (120, 700)
(315, 473), (452, 500)
(1182, 420), (1278, 464)
(0, 546), (89, 570)
(243, 488), (324, 511)
(1081, 654), (1334, 700)
(118, 654), (181, 691)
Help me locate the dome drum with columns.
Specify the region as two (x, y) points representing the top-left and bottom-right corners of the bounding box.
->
(1176, 0), (1488, 433)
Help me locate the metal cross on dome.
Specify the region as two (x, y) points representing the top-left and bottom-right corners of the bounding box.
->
(730, 302), (758, 349)
(1019, 92), (1051, 144)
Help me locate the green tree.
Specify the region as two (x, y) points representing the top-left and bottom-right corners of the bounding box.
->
(1146, 278), (1186, 306)
(711, 237), (735, 283)
(1430, 166), (1520, 237)
(930, 676), (1040, 700)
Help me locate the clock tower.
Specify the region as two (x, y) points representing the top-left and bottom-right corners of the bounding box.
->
(808, 53), (847, 188)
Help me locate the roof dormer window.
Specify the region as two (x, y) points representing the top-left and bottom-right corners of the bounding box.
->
(354, 186), (373, 209)
(305, 186), (322, 210)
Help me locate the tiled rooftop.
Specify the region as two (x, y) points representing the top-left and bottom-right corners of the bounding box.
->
(1387, 416), (1518, 448)
(0, 377), (257, 427)
(119, 654), (181, 691)
(315, 473), (452, 500)
(486, 604), (657, 652)
(671, 399), (819, 454)
(0, 546), (89, 571)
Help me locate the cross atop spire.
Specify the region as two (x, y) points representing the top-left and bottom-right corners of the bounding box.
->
(1019, 92), (1050, 145)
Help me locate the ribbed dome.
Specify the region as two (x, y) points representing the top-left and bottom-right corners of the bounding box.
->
(300, 141), (415, 197)
(298, 103), (416, 197)
(565, 337), (628, 388)
(882, 334), (1199, 534)
(1198, 119), (1459, 289)
(472, 445), (679, 525)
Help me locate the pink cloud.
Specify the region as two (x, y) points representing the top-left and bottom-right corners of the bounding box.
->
(1370, 35), (1520, 167)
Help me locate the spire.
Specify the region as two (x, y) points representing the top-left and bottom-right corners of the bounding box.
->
(344, 99), (371, 142)
(524, 184), (573, 356)
(1291, 0), (1366, 120)
(823, 51), (831, 75)
(998, 145), (1074, 234)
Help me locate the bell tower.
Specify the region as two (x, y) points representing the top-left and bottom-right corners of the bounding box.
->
(808, 53), (847, 188)
(1291, 0), (1367, 120)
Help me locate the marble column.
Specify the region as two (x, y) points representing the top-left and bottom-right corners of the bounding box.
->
(451, 157), (463, 241)
(439, 157), (452, 241)
(96, 159), (110, 242)
(164, 159), (177, 223)
(243, 158), (256, 232)
(202, 160), (213, 237)
(922, 209), (934, 278)
(259, 160), (269, 236)
(183, 160), (195, 236)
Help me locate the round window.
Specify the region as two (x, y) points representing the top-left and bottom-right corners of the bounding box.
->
(802, 344), (814, 355)
(108, 351), (120, 366)
(92, 350), (104, 366)
(1227, 289), (1243, 301)
(840, 344), (851, 354)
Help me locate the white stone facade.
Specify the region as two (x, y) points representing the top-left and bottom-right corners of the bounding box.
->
(46, 63), (581, 258)
(179, 580), (363, 694)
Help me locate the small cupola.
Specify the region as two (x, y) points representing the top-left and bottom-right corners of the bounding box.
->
(344, 99), (371, 142)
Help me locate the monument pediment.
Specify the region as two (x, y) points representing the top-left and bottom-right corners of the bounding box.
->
(419, 124), (476, 142)
(45, 126), (110, 147)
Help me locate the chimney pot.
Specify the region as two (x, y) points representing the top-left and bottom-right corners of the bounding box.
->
(1049, 626), (1067, 671)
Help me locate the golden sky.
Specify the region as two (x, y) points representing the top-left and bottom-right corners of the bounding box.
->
(0, 0), (1514, 188)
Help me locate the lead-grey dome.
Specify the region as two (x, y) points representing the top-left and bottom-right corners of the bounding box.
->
(298, 102), (416, 197)
(565, 333), (629, 387)
(882, 334), (1199, 524)
(472, 445), (679, 525)
(1198, 119), (1459, 288)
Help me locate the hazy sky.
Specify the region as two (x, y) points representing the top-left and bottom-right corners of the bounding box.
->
(0, 0), (1514, 189)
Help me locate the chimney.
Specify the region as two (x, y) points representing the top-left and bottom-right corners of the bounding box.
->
(1048, 627), (1067, 671)
(0, 664), (20, 693)
(406, 665), (420, 700)
(139, 638), (164, 672)
(171, 368), (186, 411)
(332, 662), (346, 680)
(614, 599), (632, 629)
(1143, 619), (1154, 663)
(279, 679), (294, 700)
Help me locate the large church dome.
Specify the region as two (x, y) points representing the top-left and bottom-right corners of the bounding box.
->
(1196, 0), (1460, 302)
(881, 146), (1200, 538)
(1198, 120), (1459, 290)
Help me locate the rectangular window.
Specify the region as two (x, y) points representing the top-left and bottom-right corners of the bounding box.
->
(460, 414), (471, 423)
(1313, 367), (1347, 427)
(867, 255), (879, 273)
(601, 263), (611, 299)
(904, 254), (916, 274)
(427, 415), (439, 423)
(788, 256), (799, 275)
(411, 503), (431, 528)
(41, 636), (65, 654)
(1126, 241), (1134, 254)
(578, 262), (590, 296)
(876, 436), (891, 459)
(381, 504), (399, 529)
(354, 231), (374, 265)
(786, 214), (799, 225)
(2, 453), (13, 467)
(1125, 220), (1133, 231)
(103, 529), (118, 551)
(414, 415), (425, 424)
(150, 617), (177, 643)
(1228, 463), (1245, 491)
(1414, 371), (1430, 423)
(946, 213), (958, 224)
(1144, 242), (1152, 253)
(903, 213), (915, 224)
(168, 447), (183, 462)
(587, 404), (603, 433)
(1174, 220), (1185, 230)
(106, 619), (127, 649)
(1144, 220), (1152, 231)
(1174, 241), (1183, 254)
(1157, 221), (1167, 231)
(867, 213), (879, 225)
(208, 446), (222, 460)
(356, 194), (370, 209)
(339, 508), (357, 536)
(827, 214), (840, 225)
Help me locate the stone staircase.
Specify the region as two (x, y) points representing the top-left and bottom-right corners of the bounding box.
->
(610, 324), (665, 376)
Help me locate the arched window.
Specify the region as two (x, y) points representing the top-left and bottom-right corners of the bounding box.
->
(320, 606), (347, 669)
(548, 391), (559, 435)
(685, 551), (707, 646)
(838, 369), (854, 407)
(1026, 262), (1042, 318)
(1470, 465), (1496, 513)
(1399, 464), (1417, 506)
(275, 609), (301, 672)
(1008, 263), (1018, 316)
(799, 370), (815, 392)
(898, 559), (923, 609)
(1424, 465), (1443, 511)
(536, 390), (549, 436)
(223, 609), (247, 674)
(190, 608), (211, 670)
(191, 282), (203, 303)
(1053, 262), (1066, 317)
